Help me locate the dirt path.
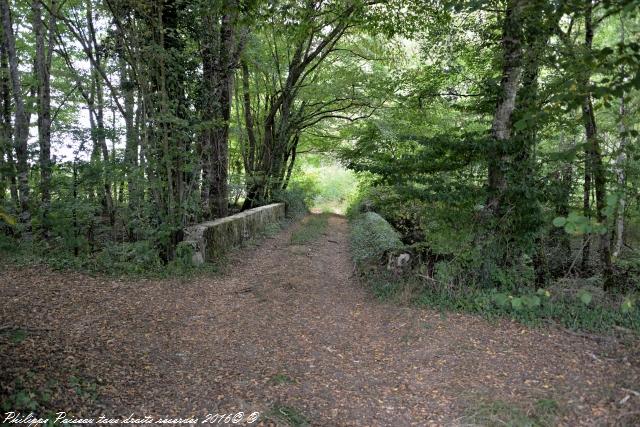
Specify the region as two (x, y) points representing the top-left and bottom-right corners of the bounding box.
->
(1, 215), (639, 426)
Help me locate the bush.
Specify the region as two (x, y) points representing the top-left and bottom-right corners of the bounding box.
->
(416, 281), (640, 332)
(348, 195), (640, 333)
(173, 241), (195, 268)
(274, 182), (319, 219)
(350, 211), (404, 265)
(94, 241), (163, 274)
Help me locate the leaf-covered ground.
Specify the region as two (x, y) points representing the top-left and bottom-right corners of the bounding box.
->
(1, 215), (639, 426)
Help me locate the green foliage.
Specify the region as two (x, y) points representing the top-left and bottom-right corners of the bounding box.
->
(68, 375), (98, 402)
(270, 374), (295, 385)
(0, 236), (216, 279)
(274, 180), (319, 219)
(552, 212), (607, 236)
(350, 211), (404, 265)
(420, 279), (639, 332)
(266, 404), (310, 427)
(0, 374), (57, 421)
(350, 208), (640, 331)
(577, 289), (593, 306)
(298, 162), (357, 214)
(94, 242), (163, 275)
(8, 329), (28, 344)
(174, 241), (195, 268)
(0, 207), (16, 226)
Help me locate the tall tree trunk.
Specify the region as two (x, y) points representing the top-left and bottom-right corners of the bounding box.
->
(486, 0), (524, 216)
(612, 95), (627, 259)
(612, 17), (628, 259)
(241, 61), (256, 174)
(282, 134), (299, 191)
(33, 0), (55, 237)
(581, 0), (613, 287)
(0, 38), (17, 205)
(201, 0), (244, 219)
(581, 145), (592, 271)
(120, 53), (138, 236)
(94, 75), (115, 226)
(1, 0), (31, 234)
(85, 0), (115, 228)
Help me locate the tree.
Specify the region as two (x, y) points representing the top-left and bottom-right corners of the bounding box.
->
(200, 0), (246, 219)
(1, 0), (31, 234)
(241, 0), (363, 209)
(33, 0), (57, 236)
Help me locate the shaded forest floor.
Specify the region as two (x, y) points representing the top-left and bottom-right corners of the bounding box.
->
(1, 214), (639, 426)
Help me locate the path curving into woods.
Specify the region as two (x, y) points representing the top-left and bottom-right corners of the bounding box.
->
(1, 214), (639, 425)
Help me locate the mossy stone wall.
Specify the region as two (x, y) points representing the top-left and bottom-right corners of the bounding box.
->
(184, 203), (285, 263)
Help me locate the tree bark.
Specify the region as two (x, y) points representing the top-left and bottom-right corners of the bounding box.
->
(120, 47), (138, 235)
(580, 0), (613, 287)
(612, 95), (627, 259)
(33, 0), (56, 237)
(612, 17), (628, 259)
(486, 0), (524, 216)
(201, 0), (245, 219)
(85, 0), (115, 227)
(0, 38), (17, 205)
(1, 0), (31, 234)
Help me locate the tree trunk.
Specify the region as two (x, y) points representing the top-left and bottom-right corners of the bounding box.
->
(85, 0), (115, 228)
(94, 76), (115, 227)
(1, 0), (31, 234)
(0, 39), (17, 205)
(241, 61), (256, 174)
(612, 17), (628, 259)
(486, 0), (524, 216)
(121, 54), (138, 236)
(581, 144), (592, 271)
(33, 0), (55, 237)
(581, 0), (613, 288)
(282, 135), (299, 191)
(612, 95), (627, 259)
(201, 0), (244, 219)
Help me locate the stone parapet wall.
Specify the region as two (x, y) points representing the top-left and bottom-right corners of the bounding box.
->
(184, 203), (285, 264)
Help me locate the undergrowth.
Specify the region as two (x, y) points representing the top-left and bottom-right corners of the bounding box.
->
(0, 236), (218, 279)
(357, 267), (640, 333)
(349, 211), (403, 264)
(349, 213), (640, 334)
(0, 217), (291, 279)
(266, 403), (310, 427)
(463, 397), (560, 427)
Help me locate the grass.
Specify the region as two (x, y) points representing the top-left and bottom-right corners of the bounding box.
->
(1, 328), (28, 344)
(270, 373), (295, 385)
(266, 403), (310, 426)
(463, 398), (560, 427)
(290, 214), (329, 245)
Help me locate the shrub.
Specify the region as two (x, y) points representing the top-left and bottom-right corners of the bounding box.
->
(350, 211), (404, 265)
(173, 241), (195, 268)
(94, 241), (163, 274)
(348, 198), (640, 333)
(274, 182), (319, 219)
